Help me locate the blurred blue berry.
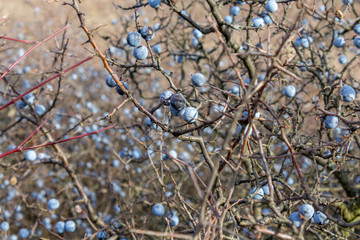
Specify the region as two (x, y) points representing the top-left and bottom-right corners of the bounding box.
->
(265, 0), (278, 13)
(301, 38), (310, 48)
(116, 82), (129, 95)
(312, 211), (328, 225)
(183, 107), (198, 123)
(263, 15), (272, 25)
(55, 221), (65, 234)
(342, 0), (353, 4)
(249, 186), (264, 199)
(148, 0), (161, 8)
(341, 85), (356, 102)
(25, 150), (37, 161)
(96, 230), (108, 240)
(191, 73), (207, 87)
(0, 221), (9, 231)
(284, 85), (296, 98)
(354, 37), (360, 48)
(334, 37), (345, 48)
(230, 6), (241, 16)
(35, 104), (46, 116)
(324, 115), (338, 129)
(65, 220), (76, 232)
(153, 44), (162, 54)
(152, 203), (165, 216)
(193, 29), (203, 39)
(354, 24), (360, 35)
(299, 204), (314, 219)
(47, 198), (60, 210)
(169, 215), (179, 227)
(252, 17), (265, 28)
(289, 212), (302, 227)
(224, 15), (233, 24)
(19, 228), (29, 239)
(338, 55), (348, 64)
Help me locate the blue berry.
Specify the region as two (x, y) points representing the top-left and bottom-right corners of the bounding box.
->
(342, 0), (353, 4)
(152, 44), (162, 54)
(148, 0), (161, 8)
(133, 45), (148, 60)
(170, 93), (186, 111)
(252, 17), (265, 28)
(19, 228), (29, 239)
(354, 37), (360, 48)
(224, 15), (233, 24)
(0, 221), (9, 231)
(258, 74), (266, 81)
(354, 24), (360, 35)
(10, 235), (17, 240)
(341, 85), (356, 102)
(65, 220), (76, 232)
(170, 105), (185, 116)
(284, 85), (296, 98)
(55, 221), (65, 234)
(299, 204), (314, 219)
(132, 149), (142, 159)
(169, 215), (179, 227)
(230, 6), (241, 16)
(25, 150), (37, 161)
(96, 230), (108, 240)
(249, 186), (264, 199)
(115, 82), (129, 95)
(152, 203), (165, 216)
(295, 37), (302, 47)
(334, 37), (345, 48)
(193, 29), (203, 39)
(112, 159), (120, 168)
(263, 15), (272, 25)
(229, 86), (240, 96)
(17, 100), (28, 109)
(35, 104), (46, 116)
(47, 198), (60, 210)
(261, 183), (273, 196)
(126, 31), (141, 47)
(265, 0), (278, 13)
(312, 211), (328, 225)
(182, 107), (198, 123)
(192, 37), (199, 47)
(325, 115), (338, 129)
(236, 1), (245, 6)
(289, 212), (302, 227)
(301, 38), (310, 48)
(154, 23), (161, 31)
(105, 74), (118, 88)
(170, 94), (186, 116)
(191, 73), (207, 87)
(140, 26), (155, 41)
(238, 124), (253, 136)
(160, 90), (173, 105)
(339, 55), (348, 64)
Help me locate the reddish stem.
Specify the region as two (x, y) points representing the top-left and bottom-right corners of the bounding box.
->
(0, 55), (93, 111)
(0, 124), (116, 159)
(0, 36), (35, 44)
(0, 24), (69, 81)
(19, 116), (50, 147)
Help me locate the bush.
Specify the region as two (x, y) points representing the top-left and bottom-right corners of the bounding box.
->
(0, 0), (360, 239)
